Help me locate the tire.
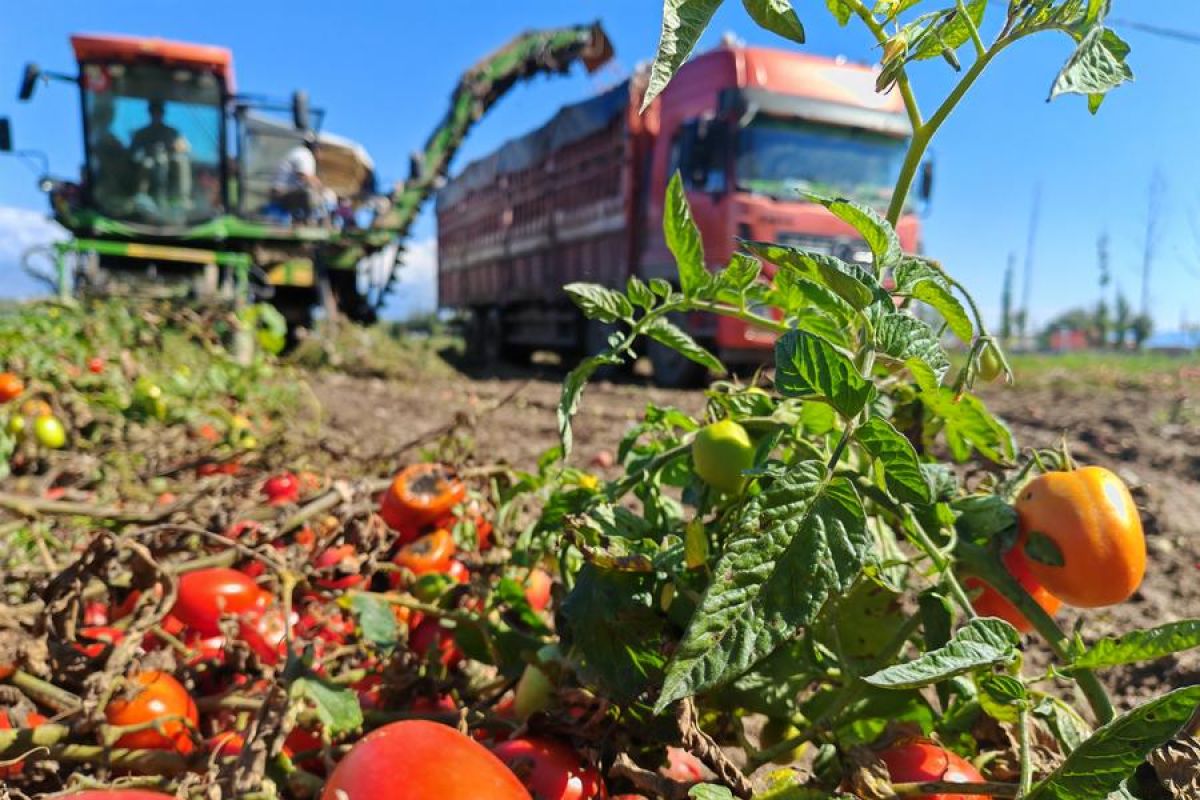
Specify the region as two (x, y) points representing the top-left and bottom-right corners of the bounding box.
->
(582, 317), (629, 381)
(465, 307), (503, 366)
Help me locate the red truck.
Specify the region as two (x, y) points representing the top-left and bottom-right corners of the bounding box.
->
(437, 40), (928, 387)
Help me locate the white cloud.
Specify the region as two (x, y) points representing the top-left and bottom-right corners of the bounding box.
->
(0, 206), (68, 298)
(367, 236), (437, 320)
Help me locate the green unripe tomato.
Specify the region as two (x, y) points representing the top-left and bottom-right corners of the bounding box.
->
(513, 664), (554, 719)
(978, 343), (1004, 382)
(34, 415), (66, 449)
(6, 415), (25, 436)
(760, 717), (808, 765)
(692, 419), (755, 494)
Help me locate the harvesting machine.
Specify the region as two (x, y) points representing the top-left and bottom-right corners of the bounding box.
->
(0, 24), (612, 330)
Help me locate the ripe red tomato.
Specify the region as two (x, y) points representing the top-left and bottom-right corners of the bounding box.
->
(0, 708), (48, 777)
(447, 559), (470, 584)
(237, 605), (291, 665)
(84, 600), (109, 626)
(964, 547), (1062, 634)
(379, 464), (467, 540)
(0, 373), (24, 403)
(262, 473), (301, 505)
(394, 529), (456, 577)
(492, 737), (607, 800)
(322, 720), (531, 800)
(104, 671), (199, 755)
(87, 356), (105, 374)
(524, 567), (553, 612)
(314, 544), (365, 590)
(662, 746), (705, 783)
(410, 618), (463, 669)
(877, 739), (988, 800)
(172, 568), (270, 637)
(74, 626), (125, 659)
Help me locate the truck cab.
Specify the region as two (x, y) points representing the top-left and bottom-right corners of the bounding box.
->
(641, 43), (923, 383)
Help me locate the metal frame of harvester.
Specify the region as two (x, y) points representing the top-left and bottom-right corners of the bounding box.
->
(0, 23), (612, 329)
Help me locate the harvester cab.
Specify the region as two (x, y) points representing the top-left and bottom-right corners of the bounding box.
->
(6, 23), (613, 331)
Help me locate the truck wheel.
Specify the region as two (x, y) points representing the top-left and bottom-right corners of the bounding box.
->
(465, 308), (503, 366)
(583, 318), (629, 381)
(648, 338), (708, 389)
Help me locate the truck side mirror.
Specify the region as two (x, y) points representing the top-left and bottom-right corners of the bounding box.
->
(0, 118), (11, 152)
(18, 63), (40, 102)
(918, 160), (934, 203)
(292, 90), (311, 132)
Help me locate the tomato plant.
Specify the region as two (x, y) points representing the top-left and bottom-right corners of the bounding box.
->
(172, 567), (270, 636)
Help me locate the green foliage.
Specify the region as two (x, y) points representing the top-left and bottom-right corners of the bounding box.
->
(1070, 620), (1200, 670)
(290, 674), (364, 736)
(863, 617), (1021, 689)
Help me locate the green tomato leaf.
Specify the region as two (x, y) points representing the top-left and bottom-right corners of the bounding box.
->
(713, 251), (762, 299)
(774, 330), (872, 419)
(908, 0), (987, 62)
(666, 171), (709, 296)
(892, 257), (973, 343)
(863, 617), (1021, 689)
(856, 415), (931, 505)
(1033, 696), (1094, 754)
(561, 564), (666, 704)
(689, 785), (735, 800)
(805, 194), (902, 271)
(627, 276), (655, 310)
(952, 494), (1019, 544)
(874, 312), (950, 383)
(1028, 685), (1200, 800)
(742, 0), (805, 44)
(656, 462), (870, 710)
(350, 593), (398, 651)
(290, 675), (363, 737)
(1070, 620), (1200, 671)
(910, 359), (1015, 464)
(976, 673), (1027, 724)
(564, 282), (634, 323)
(1050, 26), (1133, 113)
(560, 353), (622, 457)
(825, 0), (853, 26)
(644, 0), (725, 111)
(741, 239), (879, 310)
(645, 316), (725, 373)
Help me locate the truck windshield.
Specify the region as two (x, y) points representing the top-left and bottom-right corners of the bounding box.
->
(735, 116), (907, 204)
(81, 62), (224, 225)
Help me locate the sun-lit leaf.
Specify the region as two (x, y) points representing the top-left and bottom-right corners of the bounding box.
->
(1070, 620), (1200, 671)
(627, 276), (655, 309)
(864, 617), (1021, 689)
(656, 463), (871, 709)
(907, 0), (987, 62)
(565, 282), (634, 323)
(1027, 686), (1200, 800)
(645, 316), (725, 373)
(910, 359), (1015, 464)
(976, 673), (1026, 723)
(666, 171), (709, 296)
(892, 257), (973, 343)
(689, 785), (736, 800)
(290, 675), (363, 736)
(741, 239), (879, 310)
(644, 0), (725, 111)
(874, 312), (950, 382)
(856, 415), (931, 505)
(805, 194), (902, 270)
(825, 0), (853, 26)
(1033, 696), (1094, 754)
(742, 0), (805, 44)
(713, 251), (762, 299)
(775, 330), (872, 419)
(350, 593), (398, 650)
(560, 353), (622, 457)
(1050, 26), (1133, 113)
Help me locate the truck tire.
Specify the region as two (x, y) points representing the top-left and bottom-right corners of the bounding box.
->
(583, 318), (629, 381)
(648, 337), (709, 389)
(464, 308), (503, 366)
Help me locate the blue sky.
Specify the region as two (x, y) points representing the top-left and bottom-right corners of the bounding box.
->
(2, 1), (1198, 329)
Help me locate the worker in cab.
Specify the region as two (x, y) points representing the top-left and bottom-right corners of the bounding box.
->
(130, 99), (192, 219)
(271, 141), (330, 223)
(88, 98), (132, 211)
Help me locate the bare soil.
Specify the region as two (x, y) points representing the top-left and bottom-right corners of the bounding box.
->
(310, 359), (1200, 711)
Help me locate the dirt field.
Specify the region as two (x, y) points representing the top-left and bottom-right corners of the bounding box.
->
(311, 356), (1200, 709)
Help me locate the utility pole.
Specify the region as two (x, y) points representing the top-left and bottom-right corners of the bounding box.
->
(1097, 232), (1111, 347)
(1020, 185), (1041, 342)
(1000, 253), (1015, 342)
(1141, 169), (1165, 319)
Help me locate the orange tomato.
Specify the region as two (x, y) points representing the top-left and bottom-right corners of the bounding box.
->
(0, 373), (23, 403)
(1016, 466), (1145, 608)
(395, 529), (456, 576)
(963, 547), (1061, 634)
(380, 463), (466, 541)
(104, 671), (199, 755)
(0, 708), (47, 777)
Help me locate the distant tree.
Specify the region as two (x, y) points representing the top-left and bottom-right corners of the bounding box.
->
(1000, 253), (1015, 342)
(1130, 314), (1153, 349)
(1096, 233), (1111, 347)
(1114, 290), (1132, 349)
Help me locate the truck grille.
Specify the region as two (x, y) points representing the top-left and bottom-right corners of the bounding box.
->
(775, 233), (873, 266)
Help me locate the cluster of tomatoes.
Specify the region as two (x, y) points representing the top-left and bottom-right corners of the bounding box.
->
(1, 371), (68, 450)
(963, 464), (1146, 632)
